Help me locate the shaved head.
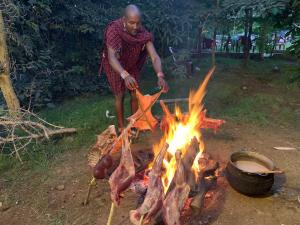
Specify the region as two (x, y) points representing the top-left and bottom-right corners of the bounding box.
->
(123, 4), (142, 36)
(124, 4), (141, 18)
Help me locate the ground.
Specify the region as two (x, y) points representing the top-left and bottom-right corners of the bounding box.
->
(0, 58), (299, 225)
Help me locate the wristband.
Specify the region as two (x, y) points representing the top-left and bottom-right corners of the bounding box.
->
(120, 70), (130, 79)
(157, 72), (165, 78)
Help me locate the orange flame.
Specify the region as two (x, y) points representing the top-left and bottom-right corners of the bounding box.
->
(153, 67), (216, 193)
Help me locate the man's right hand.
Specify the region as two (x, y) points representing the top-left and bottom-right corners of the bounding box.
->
(124, 75), (139, 90)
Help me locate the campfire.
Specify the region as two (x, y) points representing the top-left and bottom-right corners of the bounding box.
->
(86, 66), (225, 225)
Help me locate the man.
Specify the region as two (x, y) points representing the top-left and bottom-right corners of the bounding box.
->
(101, 4), (169, 132)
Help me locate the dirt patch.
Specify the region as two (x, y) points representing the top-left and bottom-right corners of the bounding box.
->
(1, 121), (299, 225)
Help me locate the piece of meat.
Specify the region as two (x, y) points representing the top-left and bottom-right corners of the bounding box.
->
(162, 151), (190, 225)
(130, 143), (169, 225)
(108, 132), (135, 205)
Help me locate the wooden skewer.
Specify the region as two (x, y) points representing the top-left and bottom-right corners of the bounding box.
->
(83, 177), (96, 205)
(106, 202), (115, 225)
(138, 214), (145, 225)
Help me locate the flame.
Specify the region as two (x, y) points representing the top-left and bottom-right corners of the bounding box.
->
(153, 67), (215, 193)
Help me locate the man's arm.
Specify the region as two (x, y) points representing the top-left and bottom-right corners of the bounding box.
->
(107, 47), (138, 90)
(146, 42), (169, 92)
(146, 42), (163, 75)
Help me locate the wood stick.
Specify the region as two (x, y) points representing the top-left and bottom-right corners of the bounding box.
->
(83, 177), (96, 206)
(156, 98), (188, 104)
(106, 202), (115, 225)
(2, 128), (77, 144)
(138, 214), (145, 225)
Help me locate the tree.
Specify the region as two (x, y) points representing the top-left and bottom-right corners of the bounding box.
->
(0, 10), (20, 115)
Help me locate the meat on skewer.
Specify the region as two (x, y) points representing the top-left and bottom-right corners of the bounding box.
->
(130, 143), (169, 224)
(108, 132), (135, 205)
(162, 150), (190, 225)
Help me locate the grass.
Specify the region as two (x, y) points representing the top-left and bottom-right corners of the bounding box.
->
(0, 57), (299, 175)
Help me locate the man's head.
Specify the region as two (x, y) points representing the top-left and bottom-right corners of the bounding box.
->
(123, 4), (141, 36)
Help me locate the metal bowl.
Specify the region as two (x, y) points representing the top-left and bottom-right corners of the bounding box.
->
(226, 151), (275, 195)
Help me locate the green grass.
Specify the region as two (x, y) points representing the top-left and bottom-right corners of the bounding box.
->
(0, 57), (299, 174)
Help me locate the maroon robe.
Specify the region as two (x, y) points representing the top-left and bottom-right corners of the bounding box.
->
(101, 19), (153, 94)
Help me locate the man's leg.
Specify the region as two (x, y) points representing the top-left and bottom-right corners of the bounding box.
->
(130, 90), (138, 114)
(115, 92), (125, 130)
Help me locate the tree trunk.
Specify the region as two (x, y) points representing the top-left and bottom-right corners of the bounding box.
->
(220, 31), (225, 52)
(258, 20), (267, 61)
(243, 8), (253, 67)
(211, 28), (217, 66)
(0, 10), (20, 115)
(197, 26), (203, 53)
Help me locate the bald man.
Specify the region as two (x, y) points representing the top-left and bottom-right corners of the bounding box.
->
(101, 5), (168, 132)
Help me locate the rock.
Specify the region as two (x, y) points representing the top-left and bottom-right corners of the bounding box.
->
(272, 65), (280, 73)
(55, 184), (65, 191)
(0, 202), (11, 212)
(241, 85), (248, 91)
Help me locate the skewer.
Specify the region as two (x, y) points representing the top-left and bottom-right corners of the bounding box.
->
(83, 177), (96, 205)
(138, 214), (145, 225)
(106, 202), (115, 225)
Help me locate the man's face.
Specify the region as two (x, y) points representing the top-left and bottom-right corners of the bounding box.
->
(123, 14), (141, 36)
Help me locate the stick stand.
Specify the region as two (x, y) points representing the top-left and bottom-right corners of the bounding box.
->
(83, 177), (96, 205)
(106, 202), (115, 225)
(138, 214), (145, 225)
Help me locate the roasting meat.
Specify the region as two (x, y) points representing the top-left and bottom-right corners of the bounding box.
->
(130, 143), (169, 225)
(163, 151), (190, 225)
(108, 133), (135, 205)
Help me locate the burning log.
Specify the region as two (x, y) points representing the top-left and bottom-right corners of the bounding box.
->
(162, 151), (190, 225)
(182, 137), (200, 191)
(190, 154), (219, 212)
(130, 143), (169, 225)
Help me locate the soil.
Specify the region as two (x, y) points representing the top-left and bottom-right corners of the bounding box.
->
(1, 121), (299, 225)
(1, 64), (300, 225)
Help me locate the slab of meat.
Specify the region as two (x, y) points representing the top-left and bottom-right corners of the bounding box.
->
(130, 143), (169, 225)
(163, 151), (190, 225)
(108, 132), (135, 205)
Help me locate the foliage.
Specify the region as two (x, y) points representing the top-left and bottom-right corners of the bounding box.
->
(0, 0), (198, 109)
(275, 0), (300, 57)
(0, 0), (297, 110)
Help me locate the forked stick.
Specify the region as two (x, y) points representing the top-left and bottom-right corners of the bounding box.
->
(106, 202), (115, 225)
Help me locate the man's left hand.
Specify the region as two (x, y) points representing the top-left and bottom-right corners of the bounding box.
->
(157, 77), (169, 93)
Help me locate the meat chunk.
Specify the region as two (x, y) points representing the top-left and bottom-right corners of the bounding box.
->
(130, 143), (169, 225)
(108, 133), (135, 205)
(162, 151), (190, 225)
